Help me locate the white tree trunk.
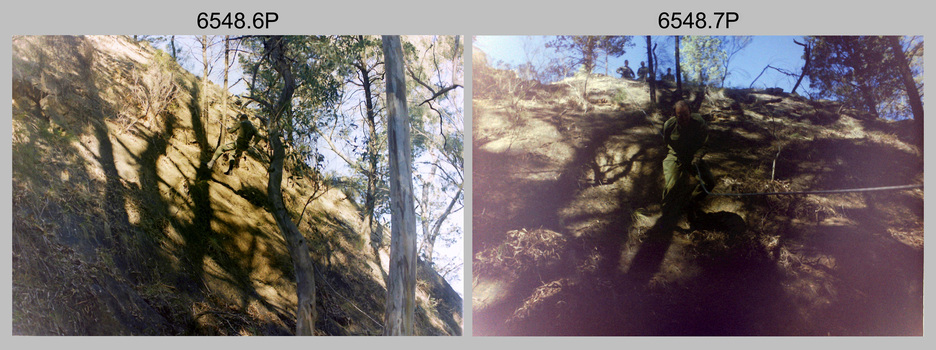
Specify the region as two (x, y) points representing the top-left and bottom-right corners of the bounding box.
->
(381, 35), (418, 336)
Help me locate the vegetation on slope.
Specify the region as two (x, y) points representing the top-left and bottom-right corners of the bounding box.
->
(472, 63), (922, 335)
(12, 35), (461, 336)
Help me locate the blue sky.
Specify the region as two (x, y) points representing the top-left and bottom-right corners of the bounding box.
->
(474, 35), (814, 94)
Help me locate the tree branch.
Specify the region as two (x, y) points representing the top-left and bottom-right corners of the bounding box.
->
(418, 84), (462, 106)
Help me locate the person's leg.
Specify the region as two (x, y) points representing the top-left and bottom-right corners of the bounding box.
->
(225, 147), (245, 175)
(661, 155), (688, 220)
(207, 142), (235, 169)
(662, 155), (678, 201)
(687, 160), (715, 225)
(690, 159), (715, 202)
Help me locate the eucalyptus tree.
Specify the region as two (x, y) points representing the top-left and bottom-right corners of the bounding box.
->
(315, 35), (389, 253)
(240, 35), (343, 336)
(679, 36), (727, 86)
(402, 36), (464, 267)
(546, 36), (631, 75)
(381, 34), (418, 336)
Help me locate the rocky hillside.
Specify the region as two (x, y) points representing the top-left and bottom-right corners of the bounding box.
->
(472, 63), (923, 335)
(11, 35), (461, 336)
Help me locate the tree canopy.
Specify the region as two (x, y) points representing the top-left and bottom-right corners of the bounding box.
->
(806, 35), (923, 121)
(546, 36), (633, 75)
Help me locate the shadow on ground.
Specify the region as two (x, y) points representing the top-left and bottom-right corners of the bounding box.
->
(472, 74), (923, 336)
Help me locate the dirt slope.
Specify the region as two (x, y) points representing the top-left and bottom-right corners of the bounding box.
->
(12, 35), (461, 336)
(472, 69), (922, 335)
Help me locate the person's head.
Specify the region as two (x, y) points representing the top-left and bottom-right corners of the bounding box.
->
(640, 61), (645, 67)
(625, 60), (629, 66)
(667, 68), (672, 74)
(675, 100), (690, 126)
(239, 113), (249, 121)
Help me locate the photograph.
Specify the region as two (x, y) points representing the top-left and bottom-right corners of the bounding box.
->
(472, 35), (923, 336)
(11, 34), (464, 336)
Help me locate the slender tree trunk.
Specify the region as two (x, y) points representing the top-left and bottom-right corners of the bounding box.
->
(605, 51), (611, 76)
(356, 37), (380, 253)
(887, 36), (924, 134)
(201, 36), (209, 124)
(264, 36), (317, 336)
(582, 73), (590, 114)
(170, 35), (177, 61)
(860, 84), (880, 119)
(675, 36), (682, 97)
(792, 39), (811, 94)
(217, 36), (231, 149)
(423, 187), (462, 263)
(418, 151), (436, 261)
(382, 35), (418, 336)
(646, 36), (656, 106)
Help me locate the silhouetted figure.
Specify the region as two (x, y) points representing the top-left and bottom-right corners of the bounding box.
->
(662, 68), (675, 86)
(616, 60), (635, 80)
(637, 61), (649, 82)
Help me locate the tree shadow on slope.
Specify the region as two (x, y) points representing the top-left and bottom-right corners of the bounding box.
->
(757, 137), (923, 335)
(167, 79), (302, 334)
(802, 219), (923, 335)
(473, 91), (923, 335)
(473, 104), (634, 334)
(476, 100), (730, 335)
(775, 138), (922, 190)
(473, 103), (654, 248)
(13, 35), (177, 335)
(304, 210), (388, 335)
(12, 36), (301, 335)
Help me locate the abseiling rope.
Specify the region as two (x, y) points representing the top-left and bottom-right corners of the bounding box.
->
(694, 163), (923, 197)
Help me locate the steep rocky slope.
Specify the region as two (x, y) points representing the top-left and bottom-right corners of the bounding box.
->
(472, 67), (922, 335)
(12, 35), (461, 336)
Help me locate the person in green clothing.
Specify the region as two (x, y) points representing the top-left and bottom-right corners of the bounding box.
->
(616, 60), (636, 80)
(662, 68), (675, 85)
(661, 100), (715, 221)
(636, 61), (649, 82)
(207, 113), (259, 175)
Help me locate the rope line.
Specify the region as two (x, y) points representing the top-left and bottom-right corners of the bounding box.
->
(694, 163), (923, 197)
(619, 82), (922, 197)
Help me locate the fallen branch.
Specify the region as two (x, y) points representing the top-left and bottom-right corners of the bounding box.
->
(749, 65), (797, 89)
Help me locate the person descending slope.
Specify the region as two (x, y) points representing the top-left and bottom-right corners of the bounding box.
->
(207, 113), (259, 175)
(661, 100), (715, 222)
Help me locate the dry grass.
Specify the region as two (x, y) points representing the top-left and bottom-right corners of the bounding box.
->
(475, 228), (567, 278)
(12, 35), (462, 336)
(473, 63), (922, 335)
